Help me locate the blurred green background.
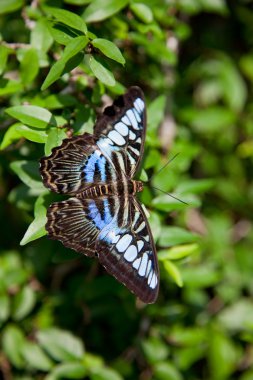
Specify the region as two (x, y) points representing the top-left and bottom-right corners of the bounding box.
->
(0, 1), (253, 379)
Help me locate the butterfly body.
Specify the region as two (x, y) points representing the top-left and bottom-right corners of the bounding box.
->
(40, 87), (159, 303)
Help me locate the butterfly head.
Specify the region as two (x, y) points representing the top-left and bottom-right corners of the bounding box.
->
(133, 180), (143, 193)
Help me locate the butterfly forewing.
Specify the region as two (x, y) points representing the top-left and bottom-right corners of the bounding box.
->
(95, 86), (146, 177)
(40, 87), (159, 303)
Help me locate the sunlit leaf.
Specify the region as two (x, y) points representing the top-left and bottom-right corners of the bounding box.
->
(20, 194), (48, 245)
(92, 38), (125, 65)
(5, 106), (56, 129)
(37, 328), (85, 361)
(44, 6), (87, 33)
(130, 3), (153, 24)
(83, 0), (129, 22)
(88, 55), (116, 86)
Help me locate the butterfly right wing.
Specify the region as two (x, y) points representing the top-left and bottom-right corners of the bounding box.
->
(96, 196), (159, 304)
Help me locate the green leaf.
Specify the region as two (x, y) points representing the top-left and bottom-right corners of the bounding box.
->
(152, 194), (193, 212)
(176, 179), (215, 194)
(47, 20), (75, 45)
(41, 60), (65, 90)
(142, 336), (169, 364)
(0, 45), (10, 75)
(5, 106), (56, 129)
(0, 123), (22, 150)
(0, 252), (28, 289)
(41, 36), (88, 90)
(45, 128), (67, 156)
(64, 0), (92, 4)
(130, 3), (153, 23)
(37, 328), (85, 361)
(181, 264), (221, 288)
(208, 329), (239, 380)
(92, 38), (125, 65)
(218, 299), (253, 332)
(91, 367), (123, 380)
(20, 194), (48, 245)
(154, 361), (183, 380)
(23, 342), (53, 371)
(0, 78), (23, 96)
(15, 125), (48, 143)
(180, 106), (236, 133)
(0, 0), (23, 14)
(219, 55), (247, 113)
(31, 19), (54, 53)
(83, 0), (129, 22)
(20, 48), (39, 84)
(158, 227), (199, 247)
(88, 55), (115, 86)
(10, 160), (43, 190)
(0, 293), (10, 322)
(12, 286), (36, 320)
(159, 243), (200, 261)
(62, 36), (88, 62)
(45, 362), (87, 379)
(44, 6), (87, 34)
(163, 260), (183, 287)
(2, 325), (26, 368)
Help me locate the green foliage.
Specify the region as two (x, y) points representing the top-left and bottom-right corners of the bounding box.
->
(0, 1), (253, 379)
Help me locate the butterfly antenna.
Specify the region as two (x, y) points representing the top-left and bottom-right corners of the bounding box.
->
(150, 185), (188, 205)
(147, 153), (180, 183)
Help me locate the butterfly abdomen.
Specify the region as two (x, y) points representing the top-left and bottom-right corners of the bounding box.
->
(77, 180), (143, 199)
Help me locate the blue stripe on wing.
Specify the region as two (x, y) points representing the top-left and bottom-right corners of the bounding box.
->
(84, 150), (107, 182)
(88, 198), (114, 230)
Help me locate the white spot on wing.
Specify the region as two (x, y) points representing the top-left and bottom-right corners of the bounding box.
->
(124, 245), (138, 262)
(126, 109), (138, 129)
(129, 130), (136, 140)
(133, 108), (141, 122)
(108, 130), (125, 146)
(122, 116), (130, 125)
(146, 260), (152, 277)
(135, 221), (145, 233)
(148, 270), (153, 285)
(114, 122), (128, 136)
(136, 98), (145, 112)
(129, 146), (139, 155)
(133, 257), (141, 270)
(116, 234), (132, 252)
(138, 252), (148, 277)
(127, 152), (136, 166)
(137, 240), (144, 252)
(132, 212), (140, 228)
(107, 231), (120, 244)
(150, 273), (157, 289)
(98, 137), (114, 148)
(136, 137), (141, 144)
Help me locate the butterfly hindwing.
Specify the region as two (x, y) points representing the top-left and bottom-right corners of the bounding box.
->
(46, 198), (99, 257)
(97, 197), (159, 304)
(46, 196), (119, 257)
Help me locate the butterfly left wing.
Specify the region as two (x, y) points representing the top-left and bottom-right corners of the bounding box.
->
(97, 196), (159, 304)
(95, 86), (146, 178)
(45, 195), (121, 257)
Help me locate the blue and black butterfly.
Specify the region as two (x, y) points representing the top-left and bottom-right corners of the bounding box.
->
(40, 87), (159, 303)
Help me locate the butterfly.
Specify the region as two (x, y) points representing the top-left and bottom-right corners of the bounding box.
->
(40, 87), (159, 303)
